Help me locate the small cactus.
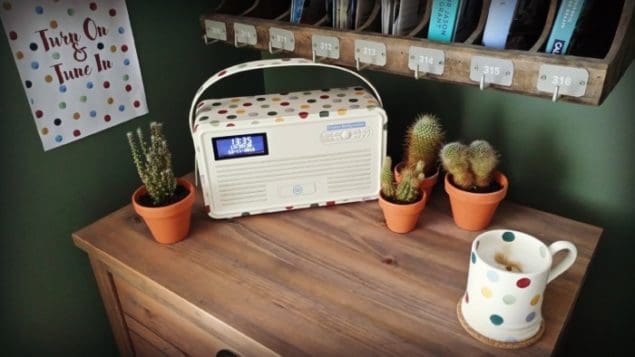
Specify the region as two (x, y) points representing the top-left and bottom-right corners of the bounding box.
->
(441, 140), (500, 191)
(127, 122), (177, 206)
(405, 114), (445, 176)
(381, 157), (425, 203)
(469, 140), (499, 188)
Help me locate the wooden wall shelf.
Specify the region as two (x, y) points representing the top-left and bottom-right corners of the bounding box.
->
(201, 1), (634, 106)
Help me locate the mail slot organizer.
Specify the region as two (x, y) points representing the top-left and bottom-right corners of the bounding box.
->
(189, 58), (387, 219)
(200, 0), (634, 106)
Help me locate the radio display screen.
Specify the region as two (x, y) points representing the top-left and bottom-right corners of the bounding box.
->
(212, 133), (268, 160)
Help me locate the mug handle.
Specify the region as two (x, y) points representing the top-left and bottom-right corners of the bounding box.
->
(547, 241), (578, 283)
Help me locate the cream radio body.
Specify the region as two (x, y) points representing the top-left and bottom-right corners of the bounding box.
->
(189, 59), (387, 219)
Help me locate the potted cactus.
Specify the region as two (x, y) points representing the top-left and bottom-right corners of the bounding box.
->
(127, 122), (195, 244)
(440, 140), (508, 231)
(378, 157), (427, 233)
(395, 114), (445, 203)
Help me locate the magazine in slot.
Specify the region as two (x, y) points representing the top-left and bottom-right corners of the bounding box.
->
(505, 0), (551, 50)
(291, 0), (327, 24)
(380, 0), (428, 36)
(566, 0), (625, 59)
(406, 1), (433, 37)
(453, 0), (483, 42)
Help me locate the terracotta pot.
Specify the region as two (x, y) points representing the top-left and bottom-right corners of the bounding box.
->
(394, 161), (439, 204)
(132, 178), (195, 244)
(444, 172), (508, 231)
(378, 192), (427, 234)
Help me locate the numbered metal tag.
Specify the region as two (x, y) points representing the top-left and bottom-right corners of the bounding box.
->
(354, 40), (386, 67)
(233, 23), (257, 46)
(537, 64), (588, 98)
(312, 35), (340, 60)
(269, 28), (295, 52)
(204, 20), (227, 42)
(408, 47), (445, 76)
(470, 56), (514, 87)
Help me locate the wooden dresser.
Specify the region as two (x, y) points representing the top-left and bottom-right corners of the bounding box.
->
(73, 175), (601, 356)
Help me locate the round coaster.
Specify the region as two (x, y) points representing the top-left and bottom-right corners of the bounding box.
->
(456, 299), (545, 349)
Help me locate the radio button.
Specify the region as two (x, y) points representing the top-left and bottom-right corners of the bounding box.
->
(278, 183), (316, 197)
(341, 130), (350, 139)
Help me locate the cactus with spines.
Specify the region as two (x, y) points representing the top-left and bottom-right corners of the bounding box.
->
(405, 114), (445, 176)
(127, 122), (177, 206)
(381, 157), (425, 203)
(469, 140), (499, 188)
(441, 140), (500, 191)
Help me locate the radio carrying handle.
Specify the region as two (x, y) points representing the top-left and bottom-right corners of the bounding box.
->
(188, 58), (383, 132)
(188, 58), (384, 186)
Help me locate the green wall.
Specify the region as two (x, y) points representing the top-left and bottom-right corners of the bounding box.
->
(263, 62), (635, 354)
(0, 1), (261, 354)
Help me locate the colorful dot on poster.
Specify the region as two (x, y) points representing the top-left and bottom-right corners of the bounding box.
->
(35, 6), (43, 14)
(502, 231), (515, 242)
(109, 8), (116, 16)
(73, 129), (81, 137)
(123, 58), (130, 66)
(52, 52), (60, 60)
(530, 294), (541, 306)
(54, 118), (62, 126)
(121, 44), (128, 52)
(3, 2), (12, 11)
(503, 295), (516, 305)
(29, 42), (38, 51)
(31, 61), (39, 70)
(133, 100), (140, 108)
(35, 110), (43, 118)
(103, 81), (110, 89)
(86, 81), (94, 89)
(55, 135), (63, 142)
(80, 95), (87, 102)
(125, 84), (132, 92)
(67, 8), (74, 16)
(25, 80), (32, 88)
(97, 42), (104, 50)
(89, 110), (96, 117)
(89, 3), (97, 11)
(104, 114), (111, 122)
(481, 287), (492, 299)
(516, 278), (531, 288)
(118, 105), (125, 112)
(59, 101), (66, 109)
(487, 270), (499, 282)
(118, 27), (125, 34)
(107, 97), (114, 104)
(9, 31), (17, 40)
(271, 97), (281, 102)
(16, 51), (24, 60)
(110, 45), (117, 53)
(59, 84), (66, 92)
(73, 112), (80, 120)
(525, 312), (536, 322)
(489, 314), (504, 326)
(41, 127), (49, 135)
(122, 74), (129, 81)
(50, 20), (58, 29)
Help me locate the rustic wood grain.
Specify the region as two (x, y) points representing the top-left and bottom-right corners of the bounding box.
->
(200, 1), (635, 106)
(74, 173), (602, 356)
(126, 317), (185, 356)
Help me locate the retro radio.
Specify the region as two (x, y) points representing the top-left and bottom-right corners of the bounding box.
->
(188, 58), (387, 219)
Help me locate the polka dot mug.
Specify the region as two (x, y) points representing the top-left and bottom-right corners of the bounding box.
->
(459, 229), (577, 344)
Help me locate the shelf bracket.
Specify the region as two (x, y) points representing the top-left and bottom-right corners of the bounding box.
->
(234, 36), (248, 48)
(203, 35), (219, 45)
(312, 50), (327, 63)
(355, 58), (371, 72)
(479, 74), (489, 91)
(268, 41), (283, 54)
(414, 65), (427, 80)
(552, 85), (561, 102)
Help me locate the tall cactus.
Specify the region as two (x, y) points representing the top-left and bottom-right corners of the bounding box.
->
(127, 122), (177, 205)
(469, 140), (499, 188)
(381, 157), (425, 203)
(440, 142), (474, 190)
(405, 114), (445, 176)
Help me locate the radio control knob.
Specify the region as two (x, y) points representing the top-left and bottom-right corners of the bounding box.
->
(341, 130), (350, 139)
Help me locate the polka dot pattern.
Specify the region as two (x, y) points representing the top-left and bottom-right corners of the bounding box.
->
(2, 1), (147, 150)
(193, 86), (377, 129)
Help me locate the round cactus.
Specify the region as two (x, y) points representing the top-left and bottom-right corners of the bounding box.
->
(468, 140), (499, 188)
(440, 142), (474, 190)
(405, 114), (445, 176)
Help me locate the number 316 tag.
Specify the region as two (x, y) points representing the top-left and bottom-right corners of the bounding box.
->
(537, 64), (588, 98)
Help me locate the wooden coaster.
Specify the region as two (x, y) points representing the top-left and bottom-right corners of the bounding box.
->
(456, 299), (545, 349)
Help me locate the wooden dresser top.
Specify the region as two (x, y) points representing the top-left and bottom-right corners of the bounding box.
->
(73, 174), (602, 356)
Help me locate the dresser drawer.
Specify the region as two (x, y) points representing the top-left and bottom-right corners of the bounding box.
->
(113, 275), (275, 357)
